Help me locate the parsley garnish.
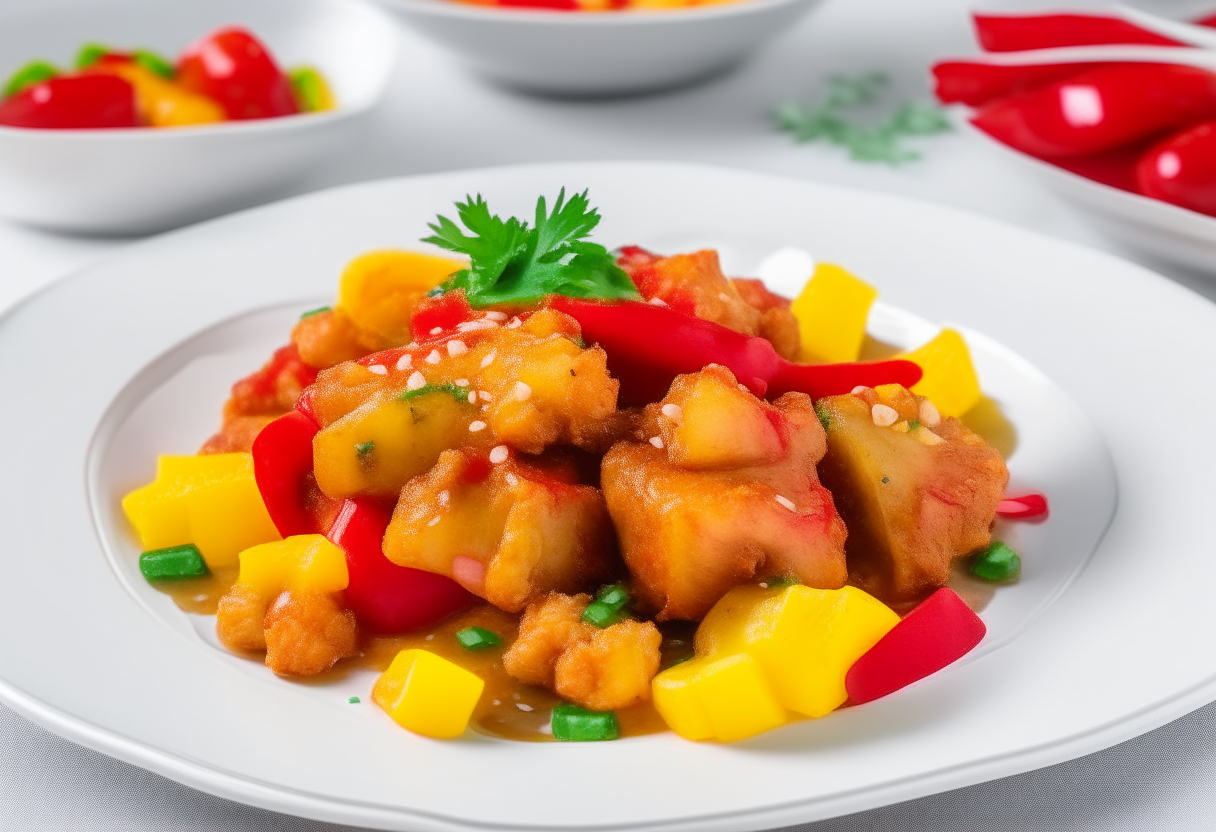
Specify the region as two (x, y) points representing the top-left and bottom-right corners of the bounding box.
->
(422, 189), (640, 307)
(776, 73), (951, 165)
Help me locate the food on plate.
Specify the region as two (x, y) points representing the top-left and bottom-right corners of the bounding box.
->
(123, 189), (1047, 743)
(448, 0), (747, 12)
(0, 26), (333, 129)
(934, 9), (1216, 217)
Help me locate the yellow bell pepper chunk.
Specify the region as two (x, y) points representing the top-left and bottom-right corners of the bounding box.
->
(98, 63), (225, 127)
(372, 649), (485, 739)
(236, 535), (348, 598)
(695, 584), (899, 718)
(791, 263), (879, 364)
(652, 653), (788, 742)
(899, 328), (981, 418)
(337, 250), (467, 344)
(121, 453), (280, 568)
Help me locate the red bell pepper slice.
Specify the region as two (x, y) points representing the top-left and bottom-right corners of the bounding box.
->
(933, 61), (1105, 108)
(971, 63), (1216, 158)
(327, 498), (475, 633)
(549, 297), (921, 407)
(973, 13), (1184, 52)
(176, 27), (298, 120)
(409, 290), (476, 337)
(0, 74), (138, 129)
(845, 588), (986, 705)
(1135, 119), (1216, 217)
(995, 492), (1049, 521)
(252, 409), (323, 538)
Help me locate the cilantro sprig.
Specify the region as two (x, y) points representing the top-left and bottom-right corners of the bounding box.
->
(422, 189), (640, 307)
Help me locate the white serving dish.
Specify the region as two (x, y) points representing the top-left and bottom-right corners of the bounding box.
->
(2, 161), (1215, 831)
(376, 0), (823, 96)
(0, 0), (397, 235)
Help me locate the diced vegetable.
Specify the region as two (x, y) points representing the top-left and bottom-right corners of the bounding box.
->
(138, 544), (209, 580)
(122, 452), (280, 568)
(372, 649), (485, 738)
(3, 60), (58, 98)
(970, 540), (1021, 582)
(550, 702), (620, 741)
(337, 250), (465, 346)
(996, 492), (1049, 521)
(132, 49), (175, 80)
(582, 583), (631, 628)
(844, 588), (986, 705)
(899, 328), (981, 417)
(175, 26), (298, 120)
(236, 534), (349, 597)
(289, 66), (336, 112)
(790, 262), (878, 363)
(0, 74), (138, 129)
(652, 653), (787, 742)
(456, 626), (503, 650)
(91, 61), (224, 127)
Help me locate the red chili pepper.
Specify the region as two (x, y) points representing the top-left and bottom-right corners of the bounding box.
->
(996, 492), (1050, 521)
(973, 13), (1183, 52)
(327, 499), (475, 634)
(933, 61), (1105, 107)
(549, 297), (921, 407)
(0, 74), (138, 129)
(845, 588), (986, 705)
(1135, 119), (1216, 216)
(971, 64), (1216, 158)
(175, 27), (297, 120)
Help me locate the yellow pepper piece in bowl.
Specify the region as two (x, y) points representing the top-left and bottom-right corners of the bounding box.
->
(900, 328), (982, 417)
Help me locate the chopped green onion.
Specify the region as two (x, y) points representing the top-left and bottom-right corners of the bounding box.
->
(397, 383), (467, 403)
(74, 44), (109, 69)
(594, 582), (629, 608)
(289, 66), (331, 112)
(3, 61), (58, 99)
(881, 476), (890, 484)
(581, 601), (626, 628)
(908, 419), (920, 431)
(348, 696), (361, 704)
(132, 49), (174, 79)
(139, 544), (208, 581)
(455, 626), (502, 650)
(300, 305), (331, 319)
(763, 575), (800, 590)
(971, 541), (1021, 582)
(551, 703), (619, 742)
(355, 441), (375, 456)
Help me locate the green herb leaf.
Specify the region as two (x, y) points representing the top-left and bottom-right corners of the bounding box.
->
(75, 44), (109, 69)
(423, 190), (640, 307)
(133, 49), (174, 79)
(3, 61), (58, 99)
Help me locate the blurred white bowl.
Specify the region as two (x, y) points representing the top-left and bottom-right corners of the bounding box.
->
(0, 0), (397, 235)
(377, 0), (825, 96)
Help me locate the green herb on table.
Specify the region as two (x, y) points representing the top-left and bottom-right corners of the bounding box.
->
(423, 189), (641, 307)
(776, 73), (951, 165)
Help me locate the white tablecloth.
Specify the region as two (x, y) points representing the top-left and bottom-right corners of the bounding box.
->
(3, 0), (1215, 827)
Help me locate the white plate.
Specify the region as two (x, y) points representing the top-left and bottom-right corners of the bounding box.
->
(1, 162), (1214, 831)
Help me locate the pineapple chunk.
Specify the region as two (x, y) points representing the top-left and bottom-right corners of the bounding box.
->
(790, 263), (878, 364)
(602, 365), (847, 621)
(816, 384), (1007, 605)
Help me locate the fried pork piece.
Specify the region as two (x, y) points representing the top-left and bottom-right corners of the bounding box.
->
(308, 307), (621, 500)
(816, 384), (1008, 606)
(292, 308), (382, 370)
(383, 450), (619, 613)
(216, 586), (358, 677)
(200, 344), (317, 454)
(601, 365), (848, 621)
(503, 592), (661, 711)
(618, 247), (802, 360)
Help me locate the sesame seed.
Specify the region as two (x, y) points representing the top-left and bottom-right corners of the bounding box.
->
(455, 378), (469, 386)
(429, 327), (442, 336)
(851, 386), (871, 396)
(456, 319), (497, 332)
(425, 350), (441, 365)
(489, 445), (509, 464)
(514, 381), (532, 402)
(661, 403), (683, 421)
(872, 404), (899, 427)
(438, 490), (449, 506)
(427, 515), (441, 527)
(468, 391), (477, 404)
(506, 316), (522, 329)
(426, 634), (435, 641)
(407, 371), (426, 391)
(648, 297), (668, 306)
(649, 436), (664, 449)
(505, 472), (519, 487)
(405, 342), (419, 350)
(718, 292), (731, 302)
(481, 350), (496, 368)
(775, 495), (796, 511)
(448, 340), (468, 356)
(368, 364), (387, 376)
(396, 354), (412, 371)
(478, 390), (493, 402)
(485, 311), (507, 322)
(492, 699), (501, 706)
(469, 421), (487, 432)
(917, 429), (945, 446)
(919, 399), (941, 427)
(516, 703), (534, 712)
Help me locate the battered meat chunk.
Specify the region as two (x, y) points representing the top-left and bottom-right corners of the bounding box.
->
(291, 308), (381, 370)
(216, 586), (357, 677)
(503, 592), (661, 711)
(383, 450), (619, 613)
(816, 384), (1008, 606)
(601, 365), (848, 621)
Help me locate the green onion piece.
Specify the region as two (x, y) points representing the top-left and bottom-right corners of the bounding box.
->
(455, 626), (502, 650)
(348, 696), (361, 704)
(908, 419), (920, 431)
(397, 383), (468, 403)
(289, 66), (331, 112)
(881, 476), (890, 484)
(139, 544), (208, 581)
(355, 441), (375, 456)
(594, 582), (629, 609)
(300, 306), (331, 319)
(3, 61), (58, 99)
(74, 43), (110, 69)
(132, 49), (174, 79)
(551, 703), (619, 742)
(763, 575), (800, 590)
(581, 601), (626, 628)
(815, 403), (832, 432)
(970, 541), (1021, 582)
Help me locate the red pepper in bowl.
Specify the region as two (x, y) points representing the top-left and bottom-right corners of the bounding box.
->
(176, 27), (298, 120)
(933, 61), (1104, 108)
(973, 13), (1184, 52)
(0, 74), (138, 129)
(1136, 120), (1216, 216)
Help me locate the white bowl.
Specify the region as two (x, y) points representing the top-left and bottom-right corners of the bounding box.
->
(377, 0), (824, 96)
(0, 0), (397, 235)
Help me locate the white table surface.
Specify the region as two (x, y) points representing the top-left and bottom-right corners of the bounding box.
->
(2, 0), (1215, 828)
